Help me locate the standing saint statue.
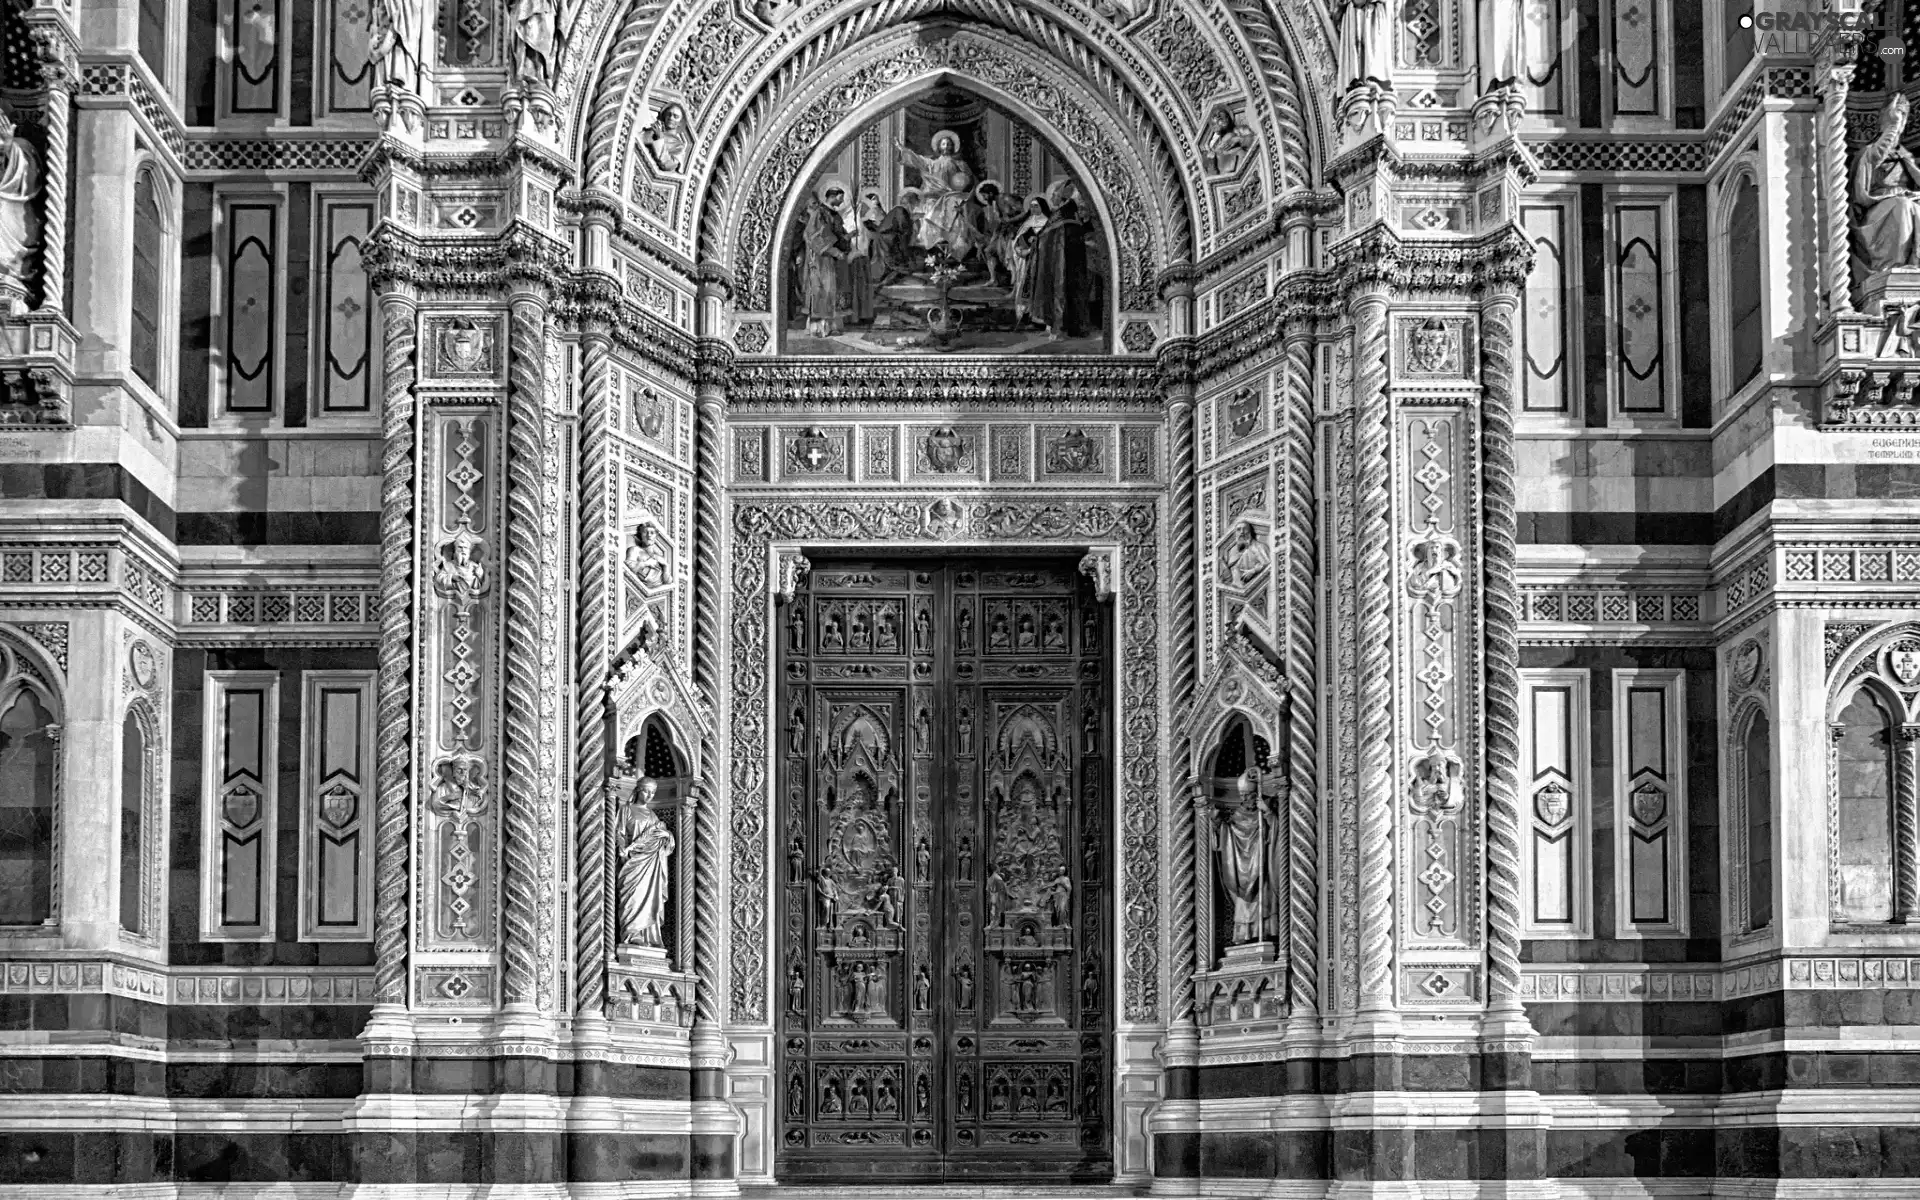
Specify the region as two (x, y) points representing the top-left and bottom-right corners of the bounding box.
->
(510, 0), (560, 88)
(0, 109), (42, 311)
(1854, 94), (1920, 288)
(616, 779), (674, 948)
(1334, 0), (1392, 90)
(366, 0), (425, 94)
(1216, 773), (1272, 945)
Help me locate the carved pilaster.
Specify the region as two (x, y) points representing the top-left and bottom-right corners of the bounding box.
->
(1479, 280), (1526, 1019)
(1818, 38), (1860, 317)
(1281, 330), (1319, 1022)
(373, 284), (419, 1009)
(29, 29), (74, 316)
(1897, 727), (1919, 925)
(500, 283), (551, 1011)
(574, 327), (616, 1018)
(1166, 374), (1200, 1026)
(1190, 783), (1214, 978)
(1351, 286), (1396, 1021)
(691, 343), (728, 1024)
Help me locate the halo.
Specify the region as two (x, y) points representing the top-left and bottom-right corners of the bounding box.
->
(1044, 178), (1078, 209)
(859, 186), (884, 206)
(974, 178), (1007, 204)
(815, 176), (851, 207)
(931, 128), (963, 155)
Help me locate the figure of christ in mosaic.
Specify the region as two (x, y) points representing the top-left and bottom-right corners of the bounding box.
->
(782, 87), (1109, 355)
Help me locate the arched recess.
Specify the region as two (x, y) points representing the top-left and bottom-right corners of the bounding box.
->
(565, 0), (1336, 272)
(0, 626), (65, 930)
(119, 699), (164, 944)
(1826, 622), (1920, 927)
(701, 25), (1190, 319)
(1726, 696), (1774, 937)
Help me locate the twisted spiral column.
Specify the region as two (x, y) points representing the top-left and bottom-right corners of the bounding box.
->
(1189, 784), (1214, 1010)
(372, 287), (419, 1007)
(33, 48), (71, 314)
(1896, 728), (1918, 924)
(1352, 289), (1397, 1017)
(1480, 284), (1526, 1017)
(1166, 386), (1200, 1023)
(690, 376), (728, 1024)
(1819, 59), (1855, 316)
(573, 330), (616, 1016)
(1282, 331), (1321, 1019)
(500, 286), (550, 1010)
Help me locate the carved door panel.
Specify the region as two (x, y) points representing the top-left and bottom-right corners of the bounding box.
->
(777, 560), (1111, 1184)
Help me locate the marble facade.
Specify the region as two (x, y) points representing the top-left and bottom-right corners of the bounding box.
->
(0, 0), (1914, 1195)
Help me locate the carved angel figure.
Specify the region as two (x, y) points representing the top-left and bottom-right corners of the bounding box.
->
(0, 108), (42, 304)
(616, 779), (674, 948)
(1853, 94), (1920, 286)
(643, 103), (691, 175)
(365, 0), (425, 94)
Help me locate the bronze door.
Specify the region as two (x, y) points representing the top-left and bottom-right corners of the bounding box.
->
(776, 558), (1112, 1183)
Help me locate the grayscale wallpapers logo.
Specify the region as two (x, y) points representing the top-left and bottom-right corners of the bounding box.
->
(1736, 6), (1902, 54)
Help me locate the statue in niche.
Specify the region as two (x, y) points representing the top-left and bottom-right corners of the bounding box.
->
(875, 1075), (898, 1114)
(366, 0), (425, 94)
(914, 835), (930, 882)
(1481, 0), (1526, 90)
(955, 963), (975, 1008)
(508, 0), (559, 88)
(1853, 94), (1920, 286)
(989, 1075), (1010, 1113)
(788, 964), (806, 1013)
(985, 868), (1006, 925)
(1333, 0), (1393, 89)
(820, 1078), (843, 1115)
(1046, 1076), (1067, 1113)
(787, 835), (805, 884)
(913, 965), (931, 1011)
(787, 697), (806, 756)
(875, 867), (905, 928)
(957, 703), (974, 755)
(876, 607), (899, 652)
(814, 869), (838, 926)
(1013, 961), (1041, 1012)
(642, 103), (690, 174)
(1018, 1078), (1039, 1113)
(1047, 867), (1072, 926)
(615, 779), (674, 948)
(913, 607), (932, 652)
(957, 607), (974, 651)
(1216, 773), (1276, 945)
(989, 612), (1011, 649)
(1200, 108), (1253, 177)
(915, 1073), (930, 1116)
(787, 604), (806, 652)
(958, 834), (974, 879)
(788, 1073), (805, 1117)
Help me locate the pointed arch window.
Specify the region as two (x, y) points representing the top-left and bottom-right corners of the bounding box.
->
(1724, 175), (1762, 395)
(0, 642), (61, 928)
(131, 168), (168, 392)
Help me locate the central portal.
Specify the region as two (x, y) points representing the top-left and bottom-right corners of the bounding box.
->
(775, 557), (1113, 1183)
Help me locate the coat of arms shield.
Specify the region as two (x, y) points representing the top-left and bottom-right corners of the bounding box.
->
(1891, 642), (1920, 687)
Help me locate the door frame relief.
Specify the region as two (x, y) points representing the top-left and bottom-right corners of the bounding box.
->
(719, 498), (1163, 1180)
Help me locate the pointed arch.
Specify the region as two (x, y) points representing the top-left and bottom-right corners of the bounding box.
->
(567, 0), (1332, 270)
(0, 624), (64, 930)
(703, 27), (1185, 316)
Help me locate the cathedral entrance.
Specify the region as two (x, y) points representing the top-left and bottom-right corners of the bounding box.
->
(774, 557), (1113, 1183)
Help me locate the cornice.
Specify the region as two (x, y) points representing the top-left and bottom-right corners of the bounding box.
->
(724, 357), (1167, 408)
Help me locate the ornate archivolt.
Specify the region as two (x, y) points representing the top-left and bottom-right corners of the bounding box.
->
(565, 0), (1330, 270)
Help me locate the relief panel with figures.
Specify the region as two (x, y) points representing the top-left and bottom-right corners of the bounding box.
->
(777, 559), (1111, 1181)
